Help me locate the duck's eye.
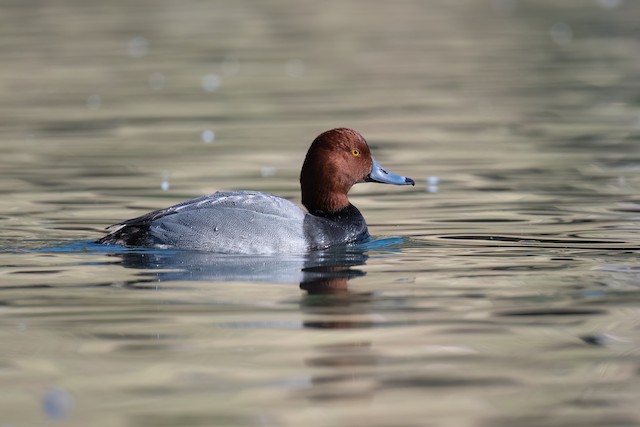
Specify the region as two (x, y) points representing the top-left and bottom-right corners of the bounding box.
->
(351, 149), (361, 157)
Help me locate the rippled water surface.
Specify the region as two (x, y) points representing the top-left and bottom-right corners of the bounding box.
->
(1, 1), (640, 426)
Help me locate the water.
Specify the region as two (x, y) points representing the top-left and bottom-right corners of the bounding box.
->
(1, 0), (640, 426)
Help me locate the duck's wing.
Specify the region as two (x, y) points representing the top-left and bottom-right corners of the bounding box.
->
(97, 191), (308, 253)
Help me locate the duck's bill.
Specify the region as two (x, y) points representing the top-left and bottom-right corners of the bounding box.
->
(366, 159), (415, 186)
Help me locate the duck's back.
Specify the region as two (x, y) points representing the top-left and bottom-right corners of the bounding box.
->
(98, 191), (310, 254)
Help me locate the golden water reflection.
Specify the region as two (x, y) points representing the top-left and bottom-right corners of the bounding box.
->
(1, 0), (640, 426)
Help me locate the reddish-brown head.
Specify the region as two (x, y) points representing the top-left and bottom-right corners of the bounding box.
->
(300, 128), (414, 214)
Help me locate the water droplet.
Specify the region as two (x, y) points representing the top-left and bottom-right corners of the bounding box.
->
(201, 129), (215, 144)
(595, 0), (623, 9)
(161, 170), (170, 191)
(42, 388), (74, 420)
(128, 36), (149, 58)
(87, 94), (101, 110)
(425, 177), (440, 193)
(285, 59), (305, 77)
(202, 73), (221, 92)
(148, 72), (166, 91)
(550, 22), (573, 46)
(261, 166), (276, 177)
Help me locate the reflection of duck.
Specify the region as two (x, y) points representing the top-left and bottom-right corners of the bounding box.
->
(97, 128), (413, 254)
(112, 245), (380, 331)
(93, 237), (406, 296)
(91, 237), (407, 333)
(299, 266), (356, 295)
(108, 243), (387, 401)
(112, 245), (369, 294)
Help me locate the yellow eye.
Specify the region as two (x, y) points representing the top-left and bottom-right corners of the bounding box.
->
(351, 149), (361, 157)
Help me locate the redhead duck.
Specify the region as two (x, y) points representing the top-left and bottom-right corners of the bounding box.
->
(97, 128), (414, 254)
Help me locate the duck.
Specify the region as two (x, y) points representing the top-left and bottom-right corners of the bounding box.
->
(97, 128), (414, 254)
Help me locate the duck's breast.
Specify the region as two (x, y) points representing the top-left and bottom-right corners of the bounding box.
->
(302, 204), (369, 250)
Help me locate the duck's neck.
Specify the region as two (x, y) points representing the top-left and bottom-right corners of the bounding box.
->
(302, 190), (350, 216)
(310, 202), (361, 220)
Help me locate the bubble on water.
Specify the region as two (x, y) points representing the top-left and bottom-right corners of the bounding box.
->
(221, 57), (240, 75)
(42, 388), (74, 420)
(285, 59), (305, 77)
(128, 36), (149, 58)
(87, 94), (101, 110)
(201, 129), (216, 144)
(595, 0), (623, 8)
(261, 166), (276, 177)
(148, 72), (166, 91)
(202, 73), (221, 92)
(550, 22), (573, 46)
(161, 171), (170, 191)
